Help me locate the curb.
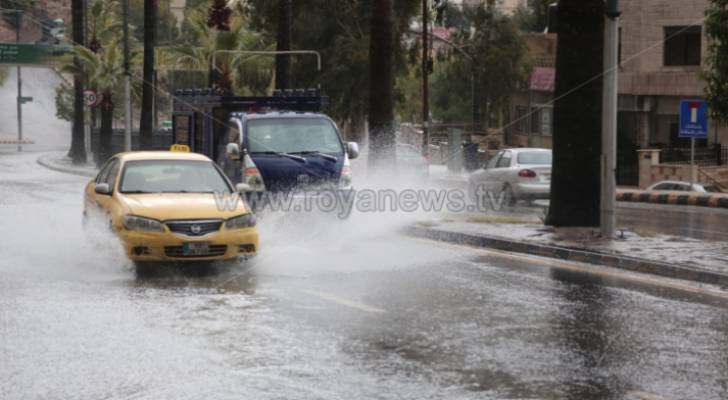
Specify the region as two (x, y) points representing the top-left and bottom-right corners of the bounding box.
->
(0, 139), (34, 145)
(405, 225), (728, 287)
(618, 191), (728, 209)
(36, 154), (97, 178)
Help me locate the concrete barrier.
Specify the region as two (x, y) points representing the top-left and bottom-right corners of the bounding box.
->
(617, 190), (728, 209)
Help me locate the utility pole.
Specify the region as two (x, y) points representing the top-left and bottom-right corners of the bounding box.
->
(15, 9), (22, 152)
(421, 0), (429, 157)
(600, 0), (619, 238)
(122, 0), (132, 151)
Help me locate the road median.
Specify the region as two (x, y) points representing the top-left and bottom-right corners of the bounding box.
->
(36, 152), (97, 178)
(406, 223), (728, 287)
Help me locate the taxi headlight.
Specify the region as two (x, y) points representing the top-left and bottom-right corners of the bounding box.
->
(123, 215), (164, 232)
(226, 214), (256, 229)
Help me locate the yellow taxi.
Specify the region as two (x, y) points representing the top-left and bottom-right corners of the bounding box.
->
(83, 147), (258, 263)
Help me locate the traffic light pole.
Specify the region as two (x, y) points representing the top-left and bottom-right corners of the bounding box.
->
(601, 0), (620, 238)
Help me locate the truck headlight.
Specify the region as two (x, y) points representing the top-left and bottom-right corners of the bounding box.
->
(225, 214), (256, 229)
(123, 215), (164, 232)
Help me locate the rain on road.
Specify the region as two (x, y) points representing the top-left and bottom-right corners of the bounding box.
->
(2, 150), (728, 400)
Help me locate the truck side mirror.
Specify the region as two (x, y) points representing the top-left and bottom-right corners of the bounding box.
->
(226, 143), (240, 160)
(347, 142), (360, 160)
(236, 183), (253, 193)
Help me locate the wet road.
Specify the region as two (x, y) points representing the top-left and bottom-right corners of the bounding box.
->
(3, 150), (728, 400)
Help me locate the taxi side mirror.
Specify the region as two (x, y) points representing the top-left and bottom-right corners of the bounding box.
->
(236, 183), (253, 194)
(226, 143), (241, 160)
(95, 183), (112, 195)
(347, 142), (359, 160)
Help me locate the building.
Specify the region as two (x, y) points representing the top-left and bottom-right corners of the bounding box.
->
(619, 0), (727, 147)
(506, 33), (557, 149)
(506, 0), (727, 185)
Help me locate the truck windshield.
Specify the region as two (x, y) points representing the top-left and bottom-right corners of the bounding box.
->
(247, 118), (344, 154)
(119, 160), (232, 194)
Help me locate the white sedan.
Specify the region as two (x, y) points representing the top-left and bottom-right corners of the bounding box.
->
(468, 148), (552, 207)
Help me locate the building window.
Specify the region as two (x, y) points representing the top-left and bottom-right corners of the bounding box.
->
(515, 106), (529, 134)
(530, 107), (542, 134)
(663, 26), (702, 66)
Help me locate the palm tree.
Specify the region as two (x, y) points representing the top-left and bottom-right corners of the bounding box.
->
(63, 44), (140, 165)
(368, 0), (396, 172)
(140, 0), (157, 149)
(160, 8), (274, 95)
(545, 0), (604, 227)
(87, 0), (122, 52)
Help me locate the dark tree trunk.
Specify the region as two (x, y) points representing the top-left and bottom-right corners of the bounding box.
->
(367, 0), (396, 172)
(545, 0), (604, 227)
(98, 94), (114, 167)
(68, 0), (86, 164)
(140, 0), (157, 149)
(275, 0), (291, 90)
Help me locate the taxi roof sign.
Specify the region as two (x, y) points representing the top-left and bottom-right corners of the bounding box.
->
(170, 144), (191, 153)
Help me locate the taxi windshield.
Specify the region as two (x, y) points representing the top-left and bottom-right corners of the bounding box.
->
(247, 118), (344, 154)
(119, 160), (231, 194)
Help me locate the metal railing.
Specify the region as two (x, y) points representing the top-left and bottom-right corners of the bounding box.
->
(660, 144), (727, 167)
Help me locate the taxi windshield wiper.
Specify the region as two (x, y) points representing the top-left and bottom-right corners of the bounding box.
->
(291, 151), (338, 162)
(251, 151), (306, 163)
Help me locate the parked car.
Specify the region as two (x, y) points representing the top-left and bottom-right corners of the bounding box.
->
(645, 180), (721, 193)
(468, 148), (552, 207)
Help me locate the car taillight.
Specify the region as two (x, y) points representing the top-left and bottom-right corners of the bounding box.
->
(518, 169), (537, 178)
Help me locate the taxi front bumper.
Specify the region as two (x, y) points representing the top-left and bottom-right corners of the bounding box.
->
(118, 227), (259, 262)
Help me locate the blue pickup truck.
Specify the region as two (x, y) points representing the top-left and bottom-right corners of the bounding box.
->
(171, 89), (359, 206)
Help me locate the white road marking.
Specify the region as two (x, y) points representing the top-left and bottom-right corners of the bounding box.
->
(300, 289), (387, 314)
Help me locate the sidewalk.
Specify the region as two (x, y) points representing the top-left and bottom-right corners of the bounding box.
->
(407, 215), (728, 287)
(36, 151), (97, 178)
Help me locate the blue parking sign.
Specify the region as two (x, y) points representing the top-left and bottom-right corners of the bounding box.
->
(679, 100), (709, 139)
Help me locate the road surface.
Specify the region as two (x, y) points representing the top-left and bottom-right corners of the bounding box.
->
(2, 150), (728, 400)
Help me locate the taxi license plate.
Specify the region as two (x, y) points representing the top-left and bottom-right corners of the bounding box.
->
(183, 242), (210, 256)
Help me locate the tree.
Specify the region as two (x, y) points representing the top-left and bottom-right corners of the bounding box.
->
(704, 0), (728, 126)
(545, 0), (604, 227)
(275, 0), (292, 90)
(68, 0), (87, 164)
(241, 0), (420, 141)
(368, 0), (396, 171)
(207, 0), (232, 31)
(139, 0), (157, 149)
(63, 44), (140, 165)
(160, 6), (274, 95)
(513, 0), (554, 32)
(430, 5), (530, 125)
